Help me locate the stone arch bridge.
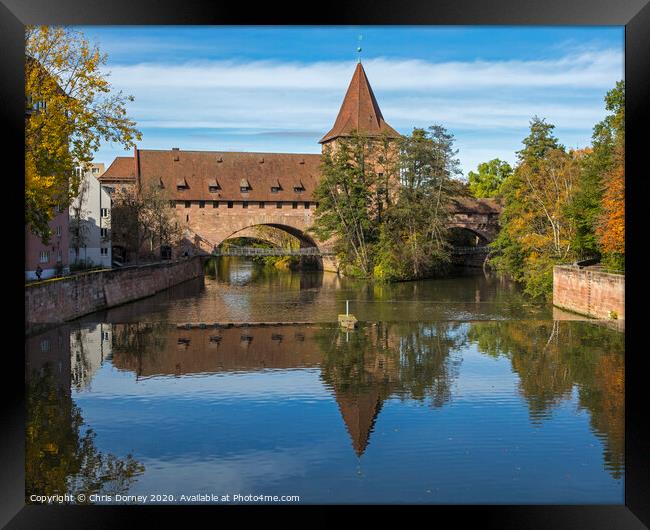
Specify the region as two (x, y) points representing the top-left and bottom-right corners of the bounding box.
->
(179, 196), (501, 272)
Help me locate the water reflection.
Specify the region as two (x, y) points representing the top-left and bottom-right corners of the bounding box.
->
(25, 258), (623, 503)
(467, 320), (625, 478)
(26, 326), (145, 503)
(100, 319), (623, 480)
(78, 258), (552, 325)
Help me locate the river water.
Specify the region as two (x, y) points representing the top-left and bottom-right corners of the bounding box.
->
(25, 258), (624, 504)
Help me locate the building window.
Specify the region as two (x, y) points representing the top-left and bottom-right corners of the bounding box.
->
(213, 201), (219, 208)
(56, 251), (62, 262)
(101, 247), (108, 256)
(186, 214), (189, 222)
(39, 251), (49, 263)
(102, 332), (109, 341)
(292, 202), (298, 209)
(40, 339), (50, 352)
(259, 202), (265, 209)
(184, 201), (191, 208)
(227, 201), (233, 208)
(101, 208), (109, 218)
(304, 202), (310, 209)
(242, 202), (248, 209)
(55, 225), (62, 236)
(199, 201), (205, 208)
(276, 202), (282, 209)
(92, 167), (99, 174)
(100, 228), (108, 238)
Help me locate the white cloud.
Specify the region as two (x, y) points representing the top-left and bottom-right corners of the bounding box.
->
(93, 50), (623, 174)
(106, 51), (622, 90)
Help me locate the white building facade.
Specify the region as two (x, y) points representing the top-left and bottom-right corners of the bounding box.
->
(69, 163), (113, 268)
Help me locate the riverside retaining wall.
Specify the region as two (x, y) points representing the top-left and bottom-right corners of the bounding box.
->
(25, 257), (204, 331)
(553, 265), (624, 320)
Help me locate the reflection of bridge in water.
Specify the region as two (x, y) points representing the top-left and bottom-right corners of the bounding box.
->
(109, 323), (461, 457)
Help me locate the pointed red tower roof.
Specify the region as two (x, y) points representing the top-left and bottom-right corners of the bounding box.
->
(320, 62), (401, 144)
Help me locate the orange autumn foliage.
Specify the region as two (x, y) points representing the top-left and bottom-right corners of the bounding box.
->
(597, 147), (625, 255)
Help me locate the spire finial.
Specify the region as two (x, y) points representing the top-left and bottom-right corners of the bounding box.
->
(356, 34), (363, 63)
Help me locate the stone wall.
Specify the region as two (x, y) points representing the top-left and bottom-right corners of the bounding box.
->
(553, 265), (624, 320)
(25, 257), (204, 331)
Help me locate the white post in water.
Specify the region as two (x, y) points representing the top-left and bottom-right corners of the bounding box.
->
(346, 300), (349, 316)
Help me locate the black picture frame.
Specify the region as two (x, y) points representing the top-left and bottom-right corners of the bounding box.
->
(4, 0), (648, 526)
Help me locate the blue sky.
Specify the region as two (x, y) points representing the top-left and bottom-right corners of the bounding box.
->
(76, 26), (624, 175)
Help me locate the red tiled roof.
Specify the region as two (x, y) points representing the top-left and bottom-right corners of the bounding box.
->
(98, 156), (135, 182)
(102, 149), (322, 201)
(320, 62), (401, 144)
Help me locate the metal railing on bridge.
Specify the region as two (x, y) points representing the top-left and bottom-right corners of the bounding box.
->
(212, 245), (335, 257)
(451, 246), (490, 255)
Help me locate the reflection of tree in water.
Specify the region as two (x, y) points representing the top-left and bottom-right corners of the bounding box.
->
(26, 364), (144, 503)
(316, 322), (463, 455)
(467, 320), (624, 478)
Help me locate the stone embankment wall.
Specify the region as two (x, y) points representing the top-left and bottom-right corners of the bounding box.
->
(26, 257), (204, 331)
(553, 265), (624, 320)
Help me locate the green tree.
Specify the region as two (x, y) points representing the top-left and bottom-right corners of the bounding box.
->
(311, 132), (379, 276)
(374, 126), (461, 280)
(490, 118), (579, 298)
(467, 158), (513, 198)
(25, 26), (141, 243)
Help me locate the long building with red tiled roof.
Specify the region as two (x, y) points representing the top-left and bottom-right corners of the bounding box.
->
(98, 62), (501, 265)
(101, 149), (322, 203)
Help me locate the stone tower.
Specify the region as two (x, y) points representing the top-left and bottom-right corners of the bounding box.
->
(319, 62), (401, 148)
(320, 62), (402, 205)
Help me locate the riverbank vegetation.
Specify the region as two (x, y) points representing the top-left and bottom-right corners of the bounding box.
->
(311, 127), (465, 281)
(468, 82), (625, 299)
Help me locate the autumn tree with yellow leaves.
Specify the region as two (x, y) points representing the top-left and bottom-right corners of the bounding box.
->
(490, 117), (581, 299)
(25, 26), (141, 243)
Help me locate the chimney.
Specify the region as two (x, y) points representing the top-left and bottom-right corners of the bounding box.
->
(134, 146), (141, 190)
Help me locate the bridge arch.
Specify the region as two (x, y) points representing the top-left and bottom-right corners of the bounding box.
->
(447, 224), (495, 245)
(221, 223), (320, 250)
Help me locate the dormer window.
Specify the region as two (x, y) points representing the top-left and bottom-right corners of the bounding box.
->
(271, 179), (282, 193)
(240, 178), (251, 193)
(208, 179), (221, 193)
(293, 179), (305, 193)
(177, 177), (189, 190)
(158, 177), (165, 188)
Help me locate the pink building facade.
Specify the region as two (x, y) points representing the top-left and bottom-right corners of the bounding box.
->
(25, 208), (70, 281)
